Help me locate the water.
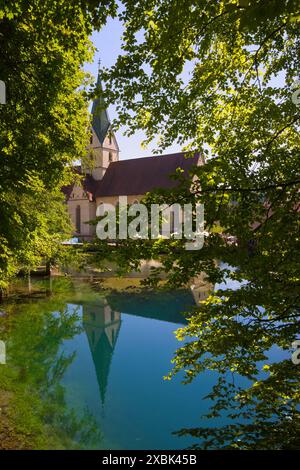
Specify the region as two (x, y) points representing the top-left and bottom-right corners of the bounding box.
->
(0, 277), (293, 450)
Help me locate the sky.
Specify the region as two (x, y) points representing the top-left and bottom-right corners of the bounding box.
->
(84, 18), (182, 161)
(85, 18), (287, 162)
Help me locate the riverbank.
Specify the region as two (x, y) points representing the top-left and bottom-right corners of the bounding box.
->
(0, 386), (61, 450)
(0, 365), (82, 450)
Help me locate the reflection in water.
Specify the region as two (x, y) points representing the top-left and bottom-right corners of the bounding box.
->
(82, 300), (121, 405)
(190, 274), (214, 304)
(1, 276), (297, 449)
(1, 278), (202, 449)
(0, 293), (102, 449)
(71, 288), (194, 414)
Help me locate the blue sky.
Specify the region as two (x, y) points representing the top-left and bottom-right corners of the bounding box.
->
(84, 18), (182, 160)
(85, 19), (287, 162)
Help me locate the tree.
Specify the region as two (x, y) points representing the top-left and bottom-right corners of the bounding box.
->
(94, 0), (300, 448)
(0, 0), (117, 291)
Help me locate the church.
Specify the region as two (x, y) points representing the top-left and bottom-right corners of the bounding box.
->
(63, 72), (203, 241)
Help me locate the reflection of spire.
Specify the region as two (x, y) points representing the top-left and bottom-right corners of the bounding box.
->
(80, 287), (202, 406)
(83, 300), (121, 406)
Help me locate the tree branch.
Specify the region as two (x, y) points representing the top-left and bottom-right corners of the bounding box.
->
(194, 179), (300, 195)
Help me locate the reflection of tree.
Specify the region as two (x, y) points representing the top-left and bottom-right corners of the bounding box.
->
(0, 294), (102, 449)
(168, 281), (300, 450)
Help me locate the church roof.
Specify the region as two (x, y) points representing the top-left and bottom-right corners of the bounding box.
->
(62, 152), (202, 201)
(106, 290), (192, 324)
(96, 152), (202, 197)
(91, 73), (110, 145)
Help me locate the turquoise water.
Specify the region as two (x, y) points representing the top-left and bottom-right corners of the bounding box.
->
(0, 277), (292, 449)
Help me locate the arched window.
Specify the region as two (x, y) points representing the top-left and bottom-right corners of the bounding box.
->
(109, 152), (113, 162)
(75, 205), (81, 233)
(170, 210), (175, 234)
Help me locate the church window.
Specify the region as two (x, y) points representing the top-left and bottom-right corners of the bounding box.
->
(76, 205), (81, 233)
(170, 210), (175, 234)
(90, 133), (93, 144)
(109, 152), (113, 162)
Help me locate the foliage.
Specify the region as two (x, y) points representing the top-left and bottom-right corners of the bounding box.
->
(0, 0), (117, 289)
(94, 0), (300, 448)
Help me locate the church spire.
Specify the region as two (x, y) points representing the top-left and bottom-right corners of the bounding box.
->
(91, 60), (110, 145)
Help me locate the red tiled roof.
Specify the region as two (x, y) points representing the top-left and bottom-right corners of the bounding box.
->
(96, 152), (202, 197)
(62, 152), (202, 201)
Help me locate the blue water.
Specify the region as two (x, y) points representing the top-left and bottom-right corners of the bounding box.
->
(0, 278), (291, 449)
(59, 291), (217, 449)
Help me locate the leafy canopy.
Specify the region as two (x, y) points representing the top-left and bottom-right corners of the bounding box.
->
(0, 0), (117, 288)
(95, 0), (300, 448)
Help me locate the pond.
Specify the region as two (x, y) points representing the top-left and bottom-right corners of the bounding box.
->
(0, 277), (293, 450)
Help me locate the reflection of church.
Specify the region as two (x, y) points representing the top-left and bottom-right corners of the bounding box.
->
(82, 300), (121, 405)
(80, 290), (194, 407)
(190, 273), (214, 304)
(80, 284), (212, 409)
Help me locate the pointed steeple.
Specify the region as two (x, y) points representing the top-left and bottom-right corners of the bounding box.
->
(91, 61), (110, 145)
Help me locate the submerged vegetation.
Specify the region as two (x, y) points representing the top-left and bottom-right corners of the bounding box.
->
(0, 279), (101, 449)
(0, 281), (102, 449)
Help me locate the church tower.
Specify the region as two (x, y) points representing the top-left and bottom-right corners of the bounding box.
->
(85, 69), (119, 180)
(63, 66), (120, 241)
